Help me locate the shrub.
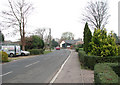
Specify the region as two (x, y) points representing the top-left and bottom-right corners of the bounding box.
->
(75, 48), (79, 52)
(78, 51), (120, 70)
(77, 44), (83, 48)
(25, 35), (44, 50)
(79, 48), (83, 51)
(94, 63), (119, 84)
(0, 51), (8, 62)
(89, 28), (118, 57)
(28, 49), (44, 55)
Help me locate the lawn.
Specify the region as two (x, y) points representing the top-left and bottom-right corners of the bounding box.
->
(44, 50), (52, 54)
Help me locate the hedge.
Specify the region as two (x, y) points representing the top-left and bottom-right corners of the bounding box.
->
(75, 48), (83, 52)
(0, 51), (8, 62)
(28, 49), (44, 55)
(94, 63), (119, 84)
(78, 51), (120, 70)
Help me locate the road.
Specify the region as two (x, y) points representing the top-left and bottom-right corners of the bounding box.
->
(2, 49), (71, 83)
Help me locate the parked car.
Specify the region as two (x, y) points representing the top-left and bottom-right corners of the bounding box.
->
(0, 43), (21, 57)
(56, 46), (60, 50)
(21, 50), (30, 56)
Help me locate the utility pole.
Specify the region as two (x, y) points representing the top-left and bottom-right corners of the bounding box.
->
(49, 28), (51, 51)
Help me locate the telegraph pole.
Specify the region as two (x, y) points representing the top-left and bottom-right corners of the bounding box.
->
(49, 28), (51, 51)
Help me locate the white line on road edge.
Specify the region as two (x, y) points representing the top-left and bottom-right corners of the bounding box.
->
(0, 71), (13, 77)
(49, 50), (72, 84)
(25, 61), (40, 68)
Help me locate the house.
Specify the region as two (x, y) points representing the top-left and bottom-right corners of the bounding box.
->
(116, 36), (120, 45)
(60, 39), (84, 48)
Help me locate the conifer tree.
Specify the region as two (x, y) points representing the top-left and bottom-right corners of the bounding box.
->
(83, 22), (92, 53)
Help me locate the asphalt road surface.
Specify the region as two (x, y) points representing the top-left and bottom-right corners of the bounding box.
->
(2, 49), (71, 83)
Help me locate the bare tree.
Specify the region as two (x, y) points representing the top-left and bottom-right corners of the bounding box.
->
(1, 0), (33, 50)
(82, 1), (110, 29)
(34, 28), (46, 39)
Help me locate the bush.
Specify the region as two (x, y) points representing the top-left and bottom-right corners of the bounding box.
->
(25, 35), (44, 50)
(78, 51), (120, 70)
(0, 51), (8, 62)
(77, 44), (83, 48)
(89, 28), (118, 57)
(75, 48), (79, 52)
(75, 48), (83, 52)
(28, 49), (44, 55)
(79, 48), (83, 51)
(94, 63), (119, 84)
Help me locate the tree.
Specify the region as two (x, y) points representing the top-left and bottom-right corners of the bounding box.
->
(25, 35), (44, 50)
(83, 22), (92, 53)
(51, 39), (58, 48)
(113, 33), (119, 43)
(1, 0), (33, 50)
(0, 31), (4, 42)
(89, 28), (118, 57)
(34, 28), (46, 39)
(61, 32), (74, 40)
(82, 1), (110, 29)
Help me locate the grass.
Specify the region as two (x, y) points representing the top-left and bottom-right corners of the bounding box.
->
(44, 50), (52, 54)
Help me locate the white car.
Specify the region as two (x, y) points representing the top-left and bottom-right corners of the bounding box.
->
(21, 50), (30, 56)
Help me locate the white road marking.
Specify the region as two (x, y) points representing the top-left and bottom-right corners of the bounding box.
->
(25, 61), (40, 68)
(49, 50), (72, 84)
(0, 71), (13, 77)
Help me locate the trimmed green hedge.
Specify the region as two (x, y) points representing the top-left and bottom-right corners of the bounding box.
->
(94, 63), (119, 84)
(0, 51), (8, 62)
(28, 49), (44, 55)
(78, 51), (120, 70)
(79, 48), (83, 51)
(75, 48), (83, 52)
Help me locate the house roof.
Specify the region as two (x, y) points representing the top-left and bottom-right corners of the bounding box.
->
(64, 39), (82, 45)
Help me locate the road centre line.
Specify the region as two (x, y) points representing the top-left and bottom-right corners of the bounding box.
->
(0, 71), (13, 77)
(25, 61), (40, 68)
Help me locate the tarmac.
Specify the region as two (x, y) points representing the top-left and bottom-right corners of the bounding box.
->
(54, 50), (94, 83)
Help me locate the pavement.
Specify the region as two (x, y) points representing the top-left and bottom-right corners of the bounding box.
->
(54, 50), (94, 83)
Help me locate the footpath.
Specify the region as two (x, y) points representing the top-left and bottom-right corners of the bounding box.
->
(54, 50), (94, 83)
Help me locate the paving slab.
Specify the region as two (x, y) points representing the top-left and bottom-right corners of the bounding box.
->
(54, 50), (94, 83)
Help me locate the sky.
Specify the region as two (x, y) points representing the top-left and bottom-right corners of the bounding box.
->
(0, 0), (120, 41)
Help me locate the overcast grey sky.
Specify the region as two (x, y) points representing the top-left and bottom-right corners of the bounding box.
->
(0, 0), (120, 41)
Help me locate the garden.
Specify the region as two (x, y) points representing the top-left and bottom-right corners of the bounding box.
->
(76, 22), (120, 84)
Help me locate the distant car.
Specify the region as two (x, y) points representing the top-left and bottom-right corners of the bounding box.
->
(21, 50), (30, 56)
(56, 46), (60, 50)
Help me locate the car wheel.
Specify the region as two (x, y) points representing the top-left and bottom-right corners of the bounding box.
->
(21, 53), (25, 56)
(10, 53), (14, 57)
